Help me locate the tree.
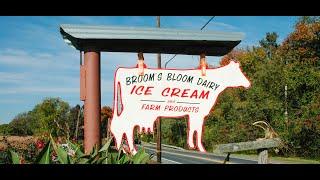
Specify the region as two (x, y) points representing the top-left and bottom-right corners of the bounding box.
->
(278, 17), (320, 157)
(259, 32), (279, 49)
(259, 32), (279, 59)
(101, 106), (113, 138)
(8, 113), (33, 136)
(297, 16), (320, 25)
(204, 17), (320, 158)
(68, 104), (82, 139)
(27, 98), (70, 137)
(0, 124), (11, 135)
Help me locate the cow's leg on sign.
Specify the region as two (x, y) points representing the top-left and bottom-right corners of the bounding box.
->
(187, 117), (196, 149)
(195, 120), (206, 152)
(110, 117), (124, 150)
(126, 130), (137, 154)
(188, 116), (206, 152)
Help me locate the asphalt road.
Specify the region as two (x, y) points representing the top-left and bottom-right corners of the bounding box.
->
(138, 143), (257, 164)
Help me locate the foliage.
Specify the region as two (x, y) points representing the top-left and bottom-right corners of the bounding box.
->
(203, 17), (320, 159)
(101, 106), (113, 138)
(8, 135), (151, 164)
(160, 118), (187, 148)
(158, 16), (320, 159)
(0, 98), (84, 140)
(1, 16), (320, 160)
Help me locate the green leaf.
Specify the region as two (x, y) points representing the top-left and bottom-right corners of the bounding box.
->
(10, 150), (21, 164)
(96, 155), (108, 164)
(99, 138), (113, 153)
(118, 155), (130, 164)
(56, 146), (70, 164)
(108, 153), (117, 164)
(89, 145), (99, 158)
(68, 140), (84, 157)
(77, 158), (89, 164)
(50, 134), (70, 164)
(132, 149), (150, 164)
(36, 141), (51, 164)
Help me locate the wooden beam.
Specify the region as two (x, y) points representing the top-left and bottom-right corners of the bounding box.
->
(215, 138), (281, 153)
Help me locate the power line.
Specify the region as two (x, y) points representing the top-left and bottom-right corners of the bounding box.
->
(164, 16), (216, 68)
(164, 54), (177, 68)
(201, 16), (215, 30)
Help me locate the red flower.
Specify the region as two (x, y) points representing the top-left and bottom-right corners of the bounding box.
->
(36, 139), (45, 150)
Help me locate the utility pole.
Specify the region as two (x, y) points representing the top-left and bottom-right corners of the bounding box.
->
(156, 16), (162, 163)
(284, 57), (288, 132)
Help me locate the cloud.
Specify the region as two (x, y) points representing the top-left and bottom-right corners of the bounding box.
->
(208, 22), (239, 30)
(0, 87), (79, 94)
(0, 99), (25, 104)
(101, 79), (114, 94)
(0, 48), (78, 70)
(0, 72), (28, 84)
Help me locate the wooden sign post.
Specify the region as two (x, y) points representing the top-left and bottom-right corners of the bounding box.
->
(156, 16), (162, 163)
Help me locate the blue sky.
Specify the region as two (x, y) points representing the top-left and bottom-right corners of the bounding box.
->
(0, 16), (298, 124)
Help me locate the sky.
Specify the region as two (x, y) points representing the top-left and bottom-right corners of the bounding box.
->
(0, 16), (299, 124)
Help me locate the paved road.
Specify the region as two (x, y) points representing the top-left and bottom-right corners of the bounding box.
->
(138, 143), (257, 164)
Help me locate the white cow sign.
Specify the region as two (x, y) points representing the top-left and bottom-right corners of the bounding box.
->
(110, 61), (251, 154)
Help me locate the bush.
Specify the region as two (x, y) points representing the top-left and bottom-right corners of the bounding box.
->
(8, 135), (152, 164)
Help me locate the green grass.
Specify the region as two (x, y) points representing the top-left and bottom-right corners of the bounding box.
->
(270, 156), (320, 164)
(230, 153), (320, 164)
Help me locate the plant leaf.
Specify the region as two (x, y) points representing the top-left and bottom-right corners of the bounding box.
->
(10, 150), (21, 164)
(36, 141), (51, 164)
(132, 149), (150, 164)
(68, 140), (84, 157)
(77, 158), (89, 164)
(50, 134), (70, 164)
(99, 138), (113, 153)
(119, 155), (129, 164)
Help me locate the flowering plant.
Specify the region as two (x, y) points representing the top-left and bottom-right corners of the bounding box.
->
(9, 135), (151, 164)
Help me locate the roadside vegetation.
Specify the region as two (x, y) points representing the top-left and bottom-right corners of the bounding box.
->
(143, 16), (320, 161)
(1, 16), (320, 163)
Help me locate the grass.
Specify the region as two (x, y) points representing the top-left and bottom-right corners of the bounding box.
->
(230, 153), (320, 164)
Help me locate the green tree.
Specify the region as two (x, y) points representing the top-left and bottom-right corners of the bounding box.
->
(259, 32), (279, 49)
(297, 16), (320, 25)
(0, 124), (11, 135)
(259, 32), (279, 59)
(8, 112), (33, 136)
(204, 17), (320, 159)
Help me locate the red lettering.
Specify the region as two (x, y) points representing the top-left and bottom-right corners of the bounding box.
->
(144, 86), (154, 95)
(162, 87), (170, 97)
(130, 85), (136, 94)
(155, 105), (160, 110)
(199, 90), (210, 99)
(135, 86), (144, 95)
(190, 90), (198, 99)
(181, 89), (190, 98)
(171, 88), (181, 97)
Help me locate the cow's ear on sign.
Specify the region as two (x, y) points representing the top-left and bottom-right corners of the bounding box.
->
(230, 60), (240, 67)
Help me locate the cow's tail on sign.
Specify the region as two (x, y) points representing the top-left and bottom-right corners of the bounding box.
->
(110, 69), (124, 152)
(110, 68), (138, 155)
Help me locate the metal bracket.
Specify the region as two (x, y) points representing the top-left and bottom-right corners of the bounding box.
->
(137, 52), (145, 75)
(80, 51), (86, 101)
(200, 53), (207, 76)
(223, 153), (231, 164)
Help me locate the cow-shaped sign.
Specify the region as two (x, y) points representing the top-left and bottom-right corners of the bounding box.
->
(110, 61), (251, 154)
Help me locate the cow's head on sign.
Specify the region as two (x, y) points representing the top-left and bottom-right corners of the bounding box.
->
(224, 60), (251, 89)
(110, 60), (251, 154)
